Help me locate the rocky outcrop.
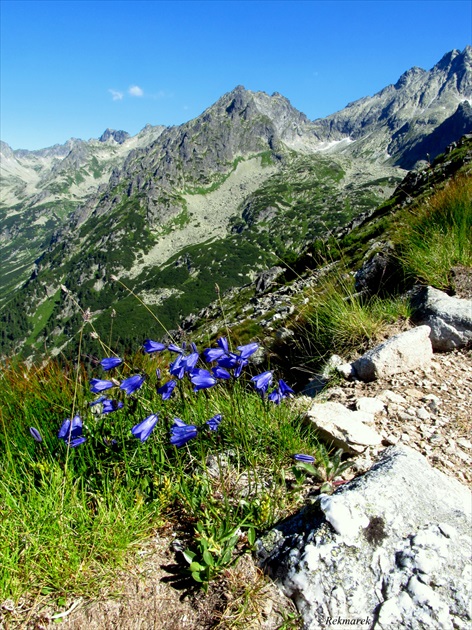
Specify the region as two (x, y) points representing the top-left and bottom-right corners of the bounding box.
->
(411, 286), (472, 351)
(354, 245), (402, 297)
(351, 326), (433, 382)
(257, 445), (472, 630)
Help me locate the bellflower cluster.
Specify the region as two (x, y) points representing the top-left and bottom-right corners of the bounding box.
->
(79, 335), (293, 452)
(203, 337), (259, 378)
(251, 371), (295, 403)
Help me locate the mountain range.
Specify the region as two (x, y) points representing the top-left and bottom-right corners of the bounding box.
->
(1, 46), (471, 358)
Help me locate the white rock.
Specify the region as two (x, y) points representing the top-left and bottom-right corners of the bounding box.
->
(336, 362), (356, 379)
(352, 326), (433, 382)
(319, 494), (369, 539)
(258, 445), (472, 630)
(304, 401), (382, 453)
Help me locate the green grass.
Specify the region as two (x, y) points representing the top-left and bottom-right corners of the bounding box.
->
(396, 174), (472, 290)
(293, 272), (412, 371)
(0, 335), (323, 604)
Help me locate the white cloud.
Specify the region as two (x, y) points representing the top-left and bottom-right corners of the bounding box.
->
(129, 85), (144, 97)
(109, 89), (124, 101)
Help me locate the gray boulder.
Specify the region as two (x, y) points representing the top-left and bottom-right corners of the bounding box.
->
(411, 285), (472, 351)
(257, 445), (472, 630)
(352, 325), (432, 381)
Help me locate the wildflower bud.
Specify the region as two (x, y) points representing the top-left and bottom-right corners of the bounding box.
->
(83, 308), (92, 322)
(60, 284), (69, 293)
(90, 332), (99, 339)
(111, 378), (121, 386)
(111, 309), (116, 318)
(110, 274), (118, 282)
(214, 283), (220, 294)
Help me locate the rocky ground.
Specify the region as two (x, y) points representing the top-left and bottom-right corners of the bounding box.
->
(326, 346), (472, 488)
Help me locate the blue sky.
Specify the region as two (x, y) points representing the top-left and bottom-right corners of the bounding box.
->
(1, 0), (470, 150)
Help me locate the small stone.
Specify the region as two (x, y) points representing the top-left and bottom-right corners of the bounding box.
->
(405, 388), (425, 400)
(356, 396), (385, 416)
(416, 407), (431, 421)
(379, 389), (407, 404)
(457, 438), (472, 450)
(337, 362), (356, 379)
(397, 411), (417, 422)
(304, 401), (382, 453)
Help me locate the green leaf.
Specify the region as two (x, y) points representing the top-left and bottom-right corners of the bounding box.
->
(189, 561), (205, 572)
(202, 549), (214, 566)
(182, 549), (196, 565)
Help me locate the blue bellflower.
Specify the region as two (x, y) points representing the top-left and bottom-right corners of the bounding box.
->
(170, 418), (198, 448)
(143, 339), (166, 354)
(237, 342), (259, 359)
(268, 379), (295, 404)
(169, 354), (186, 379)
(157, 379), (177, 400)
(102, 399), (124, 414)
(58, 415), (86, 447)
(90, 378), (114, 394)
(206, 414), (222, 431)
(29, 427), (43, 442)
(293, 454), (315, 463)
(120, 374), (145, 395)
(251, 371), (273, 395)
(100, 357), (123, 370)
(212, 366), (231, 380)
(203, 337), (229, 363)
(167, 343), (184, 353)
(131, 414), (159, 442)
(190, 368), (217, 392)
(90, 395), (107, 406)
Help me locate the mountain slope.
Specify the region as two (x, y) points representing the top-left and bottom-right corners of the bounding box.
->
(316, 46), (472, 165)
(1, 47), (471, 359)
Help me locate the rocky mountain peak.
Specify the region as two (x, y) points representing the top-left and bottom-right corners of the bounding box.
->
(394, 66), (427, 90)
(0, 140), (14, 159)
(99, 128), (130, 144)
